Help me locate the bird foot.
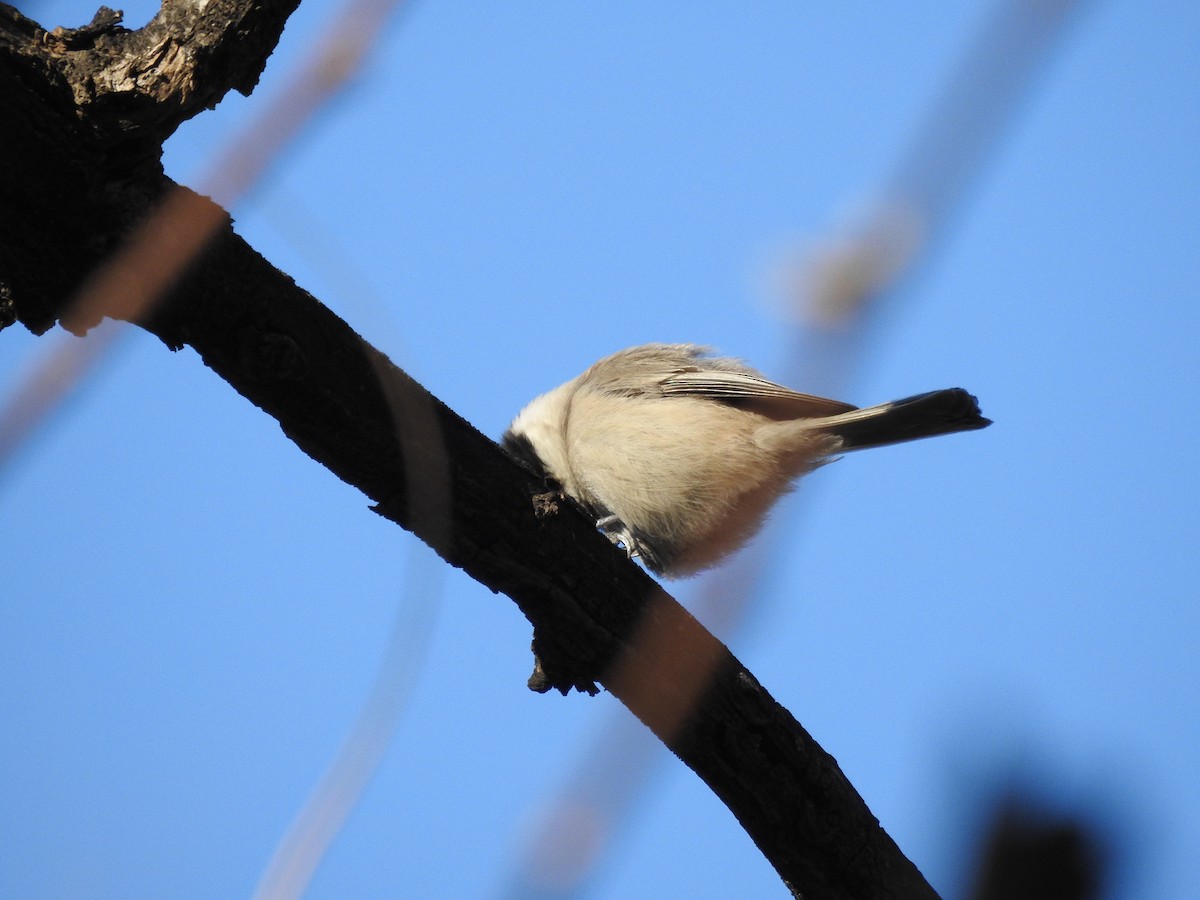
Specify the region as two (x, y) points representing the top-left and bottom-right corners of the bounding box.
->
(595, 514), (641, 559)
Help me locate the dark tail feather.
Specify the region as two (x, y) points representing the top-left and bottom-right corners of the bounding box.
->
(816, 388), (991, 451)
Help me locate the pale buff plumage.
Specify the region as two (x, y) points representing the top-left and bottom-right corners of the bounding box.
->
(503, 343), (989, 577)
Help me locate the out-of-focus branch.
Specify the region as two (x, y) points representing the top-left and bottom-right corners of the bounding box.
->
(511, 2), (1087, 894)
(0, 7), (939, 897)
(792, 0), (1087, 329)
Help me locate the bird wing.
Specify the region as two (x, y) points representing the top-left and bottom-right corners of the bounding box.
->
(579, 343), (857, 420)
(659, 369), (857, 419)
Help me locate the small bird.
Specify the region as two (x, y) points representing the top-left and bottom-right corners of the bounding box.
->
(503, 343), (990, 577)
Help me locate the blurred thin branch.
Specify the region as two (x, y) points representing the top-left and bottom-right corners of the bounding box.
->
(790, 0), (1087, 330)
(254, 555), (443, 900)
(252, 191), (446, 900)
(507, 1), (1087, 895)
(5, 0), (442, 894)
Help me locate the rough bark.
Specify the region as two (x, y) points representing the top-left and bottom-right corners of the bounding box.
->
(0, 5), (939, 897)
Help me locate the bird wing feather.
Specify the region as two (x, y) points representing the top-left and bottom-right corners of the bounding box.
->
(579, 343), (857, 420)
(658, 370), (856, 418)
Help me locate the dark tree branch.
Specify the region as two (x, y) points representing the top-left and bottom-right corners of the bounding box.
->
(0, 0), (301, 333)
(2, 0), (299, 153)
(0, 5), (939, 897)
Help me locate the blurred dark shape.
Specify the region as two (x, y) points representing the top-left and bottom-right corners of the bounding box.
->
(965, 795), (1108, 900)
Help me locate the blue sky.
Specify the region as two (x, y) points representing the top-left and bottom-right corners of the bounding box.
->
(3, 1), (1198, 897)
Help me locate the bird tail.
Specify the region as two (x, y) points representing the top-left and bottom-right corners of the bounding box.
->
(811, 388), (991, 451)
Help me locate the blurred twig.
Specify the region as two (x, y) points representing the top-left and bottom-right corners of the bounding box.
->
(3, 0), (445, 896)
(254, 556), (443, 900)
(507, 1), (1088, 895)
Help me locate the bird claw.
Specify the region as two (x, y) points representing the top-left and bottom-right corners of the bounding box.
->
(595, 514), (641, 559)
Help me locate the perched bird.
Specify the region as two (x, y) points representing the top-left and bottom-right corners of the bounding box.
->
(503, 343), (990, 577)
